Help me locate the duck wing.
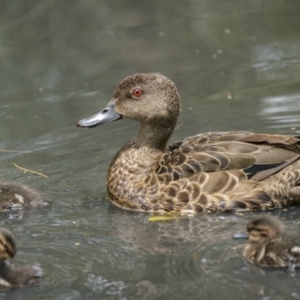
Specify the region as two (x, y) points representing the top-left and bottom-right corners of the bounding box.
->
(156, 131), (300, 181)
(153, 131), (300, 212)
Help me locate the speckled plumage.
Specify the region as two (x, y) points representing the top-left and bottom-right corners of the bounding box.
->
(0, 181), (47, 212)
(78, 73), (300, 214)
(243, 215), (300, 269)
(0, 228), (42, 288)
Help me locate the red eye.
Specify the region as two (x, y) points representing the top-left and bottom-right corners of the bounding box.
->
(132, 88), (143, 97)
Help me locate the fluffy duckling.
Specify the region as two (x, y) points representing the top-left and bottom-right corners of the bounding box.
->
(0, 227), (42, 288)
(243, 215), (300, 270)
(0, 181), (46, 212)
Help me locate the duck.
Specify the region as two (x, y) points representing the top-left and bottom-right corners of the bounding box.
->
(0, 181), (47, 212)
(0, 227), (42, 287)
(243, 215), (300, 270)
(77, 73), (300, 214)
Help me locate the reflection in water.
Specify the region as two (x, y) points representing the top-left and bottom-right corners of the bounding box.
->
(1, 0), (300, 299)
(86, 274), (126, 296)
(253, 44), (300, 73)
(260, 93), (300, 130)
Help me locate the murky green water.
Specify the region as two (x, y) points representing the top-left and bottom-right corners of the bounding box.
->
(1, 1), (300, 299)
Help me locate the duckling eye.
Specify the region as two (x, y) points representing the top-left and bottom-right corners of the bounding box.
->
(0, 240), (8, 252)
(132, 88), (143, 97)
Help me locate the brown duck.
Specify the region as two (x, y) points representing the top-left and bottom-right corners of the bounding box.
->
(243, 215), (300, 270)
(77, 73), (300, 214)
(0, 181), (46, 212)
(0, 227), (42, 287)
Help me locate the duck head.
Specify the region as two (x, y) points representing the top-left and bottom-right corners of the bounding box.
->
(77, 73), (180, 130)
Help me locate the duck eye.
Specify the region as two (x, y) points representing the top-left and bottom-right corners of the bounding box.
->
(132, 88), (143, 97)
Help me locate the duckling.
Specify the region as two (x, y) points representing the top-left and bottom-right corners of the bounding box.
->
(0, 181), (47, 212)
(77, 73), (300, 214)
(243, 215), (300, 270)
(0, 227), (42, 287)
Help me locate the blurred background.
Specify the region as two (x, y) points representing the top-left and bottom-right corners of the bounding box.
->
(1, 1), (300, 299)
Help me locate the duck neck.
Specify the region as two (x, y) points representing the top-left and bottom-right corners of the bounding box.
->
(131, 122), (175, 151)
(106, 121), (176, 211)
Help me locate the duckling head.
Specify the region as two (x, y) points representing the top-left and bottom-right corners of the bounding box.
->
(247, 215), (284, 245)
(0, 228), (16, 260)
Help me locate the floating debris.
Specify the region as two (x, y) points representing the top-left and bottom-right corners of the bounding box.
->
(13, 163), (48, 178)
(148, 215), (181, 222)
(174, 123), (184, 130)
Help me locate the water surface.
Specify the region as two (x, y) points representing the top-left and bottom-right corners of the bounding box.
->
(1, 1), (300, 299)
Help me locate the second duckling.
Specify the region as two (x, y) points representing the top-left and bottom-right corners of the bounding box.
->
(0, 227), (42, 288)
(0, 181), (47, 212)
(243, 215), (300, 271)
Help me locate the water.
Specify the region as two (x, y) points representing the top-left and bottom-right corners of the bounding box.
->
(1, 1), (300, 299)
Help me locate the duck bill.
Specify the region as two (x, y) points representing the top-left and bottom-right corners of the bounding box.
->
(77, 101), (122, 128)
